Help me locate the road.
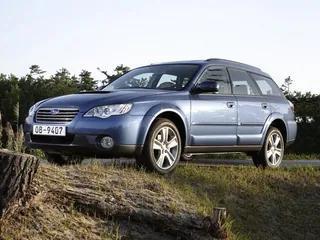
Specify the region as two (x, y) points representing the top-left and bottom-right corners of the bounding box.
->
(82, 158), (320, 168)
(181, 159), (320, 168)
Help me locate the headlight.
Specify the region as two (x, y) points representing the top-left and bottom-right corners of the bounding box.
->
(84, 104), (132, 119)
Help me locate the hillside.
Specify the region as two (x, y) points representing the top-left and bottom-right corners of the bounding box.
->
(0, 163), (319, 239)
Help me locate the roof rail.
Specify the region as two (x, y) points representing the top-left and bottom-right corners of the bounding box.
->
(205, 58), (261, 71)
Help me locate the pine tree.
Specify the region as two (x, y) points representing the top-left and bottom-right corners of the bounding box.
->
(0, 112), (3, 148)
(79, 70), (96, 91)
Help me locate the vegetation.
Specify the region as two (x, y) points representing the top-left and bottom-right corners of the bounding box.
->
(287, 92), (320, 153)
(169, 165), (320, 240)
(0, 163), (319, 239)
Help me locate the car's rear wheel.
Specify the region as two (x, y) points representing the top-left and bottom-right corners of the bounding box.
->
(46, 153), (83, 165)
(252, 127), (284, 168)
(136, 118), (182, 174)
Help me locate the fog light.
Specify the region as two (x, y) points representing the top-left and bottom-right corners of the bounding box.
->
(100, 136), (114, 149)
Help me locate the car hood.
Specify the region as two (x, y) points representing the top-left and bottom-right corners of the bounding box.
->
(38, 90), (172, 113)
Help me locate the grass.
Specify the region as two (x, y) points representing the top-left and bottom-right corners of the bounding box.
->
(0, 163), (319, 239)
(169, 166), (320, 239)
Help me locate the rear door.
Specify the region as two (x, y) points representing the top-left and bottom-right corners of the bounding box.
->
(228, 68), (271, 145)
(190, 66), (238, 146)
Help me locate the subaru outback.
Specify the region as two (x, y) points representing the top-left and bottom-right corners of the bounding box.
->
(25, 59), (297, 174)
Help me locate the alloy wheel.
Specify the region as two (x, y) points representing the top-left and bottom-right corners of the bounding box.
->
(266, 131), (283, 166)
(152, 126), (180, 170)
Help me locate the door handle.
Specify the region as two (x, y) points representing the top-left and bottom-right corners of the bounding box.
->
(261, 103), (268, 109)
(227, 102), (235, 108)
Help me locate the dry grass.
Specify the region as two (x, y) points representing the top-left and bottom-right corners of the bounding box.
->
(0, 163), (319, 240)
(169, 165), (320, 240)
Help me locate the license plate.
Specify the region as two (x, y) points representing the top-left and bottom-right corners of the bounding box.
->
(33, 125), (66, 136)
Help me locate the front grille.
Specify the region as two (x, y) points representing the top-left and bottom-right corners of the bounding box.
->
(36, 108), (79, 123)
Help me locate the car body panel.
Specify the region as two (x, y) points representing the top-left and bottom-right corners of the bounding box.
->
(190, 94), (238, 145)
(236, 95), (272, 145)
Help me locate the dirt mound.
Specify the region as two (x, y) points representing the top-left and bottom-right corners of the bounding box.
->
(0, 164), (215, 240)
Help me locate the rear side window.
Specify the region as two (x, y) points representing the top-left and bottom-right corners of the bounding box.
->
(198, 67), (231, 94)
(250, 73), (282, 96)
(228, 68), (260, 95)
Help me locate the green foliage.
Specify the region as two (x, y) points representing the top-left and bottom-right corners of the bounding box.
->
(0, 112), (2, 147)
(287, 92), (320, 153)
(79, 70), (96, 91)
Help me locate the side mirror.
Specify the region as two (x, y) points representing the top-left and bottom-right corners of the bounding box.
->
(192, 80), (219, 94)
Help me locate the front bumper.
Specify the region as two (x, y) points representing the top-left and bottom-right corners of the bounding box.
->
(24, 114), (147, 157)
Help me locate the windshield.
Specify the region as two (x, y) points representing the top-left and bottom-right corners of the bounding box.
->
(103, 64), (200, 91)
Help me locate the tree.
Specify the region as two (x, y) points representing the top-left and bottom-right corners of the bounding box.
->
(281, 76), (293, 95)
(28, 65), (45, 77)
(79, 70), (96, 91)
(98, 64), (130, 86)
(0, 112), (2, 148)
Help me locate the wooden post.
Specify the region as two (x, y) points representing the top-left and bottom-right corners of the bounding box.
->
(0, 149), (39, 219)
(203, 207), (228, 239)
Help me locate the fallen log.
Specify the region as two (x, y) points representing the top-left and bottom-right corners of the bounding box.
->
(0, 149), (39, 219)
(58, 187), (213, 239)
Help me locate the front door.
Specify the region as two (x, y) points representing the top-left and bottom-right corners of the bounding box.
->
(190, 66), (238, 146)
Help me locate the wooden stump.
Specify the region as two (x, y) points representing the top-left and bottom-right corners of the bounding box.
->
(0, 149), (39, 219)
(203, 207), (228, 239)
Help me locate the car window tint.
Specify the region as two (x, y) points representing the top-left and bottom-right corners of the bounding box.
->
(128, 73), (154, 88)
(156, 74), (178, 89)
(198, 68), (231, 94)
(228, 68), (260, 95)
(250, 73), (282, 96)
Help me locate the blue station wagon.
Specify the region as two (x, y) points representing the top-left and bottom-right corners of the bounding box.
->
(25, 59), (297, 174)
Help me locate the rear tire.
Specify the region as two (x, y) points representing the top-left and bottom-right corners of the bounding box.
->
(136, 118), (182, 174)
(46, 153), (83, 165)
(252, 127), (284, 168)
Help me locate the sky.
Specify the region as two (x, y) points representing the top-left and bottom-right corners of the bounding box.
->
(1, 0), (320, 93)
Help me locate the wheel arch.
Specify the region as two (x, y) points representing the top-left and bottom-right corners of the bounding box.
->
(261, 113), (288, 145)
(137, 105), (189, 148)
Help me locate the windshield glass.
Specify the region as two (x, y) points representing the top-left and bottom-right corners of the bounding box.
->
(103, 64), (200, 91)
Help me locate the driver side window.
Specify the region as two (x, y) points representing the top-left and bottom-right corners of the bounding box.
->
(198, 67), (231, 94)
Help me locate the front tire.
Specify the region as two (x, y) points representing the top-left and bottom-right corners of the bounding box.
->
(136, 118), (182, 174)
(252, 127), (284, 168)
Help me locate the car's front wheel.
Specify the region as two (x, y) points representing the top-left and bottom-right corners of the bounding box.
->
(252, 127), (284, 168)
(136, 118), (182, 174)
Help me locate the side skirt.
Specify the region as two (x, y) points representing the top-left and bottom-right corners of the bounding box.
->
(184, 145), (262, 154)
